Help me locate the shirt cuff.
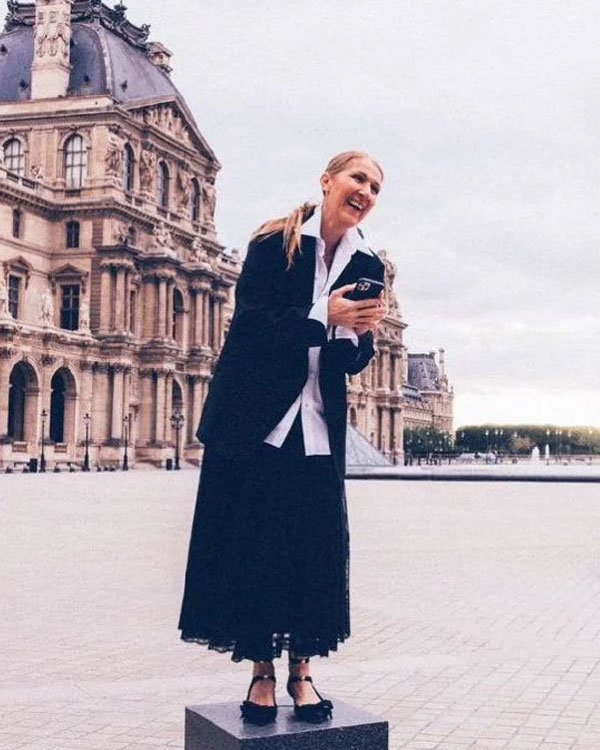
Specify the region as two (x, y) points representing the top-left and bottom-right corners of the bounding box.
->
(334, 326), (359, 345)
(308, 296), (329, 328)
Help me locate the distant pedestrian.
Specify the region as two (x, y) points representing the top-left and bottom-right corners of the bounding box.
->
(178, 151), (385, 725)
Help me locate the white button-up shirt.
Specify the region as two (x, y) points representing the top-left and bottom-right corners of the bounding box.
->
(264, 205), (372, 455)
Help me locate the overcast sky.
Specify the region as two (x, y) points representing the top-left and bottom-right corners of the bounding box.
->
(121, 0), (599, 427)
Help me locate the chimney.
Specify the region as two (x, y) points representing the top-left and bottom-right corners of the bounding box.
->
(438, 348), (446, 377)
(31, 0), (73, 99)
(147, 41), (173, 75)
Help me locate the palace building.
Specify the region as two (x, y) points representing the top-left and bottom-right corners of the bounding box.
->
(0, 0), (239, 469)
(0, 0), (452, 470)
(348, 251), (453, 465)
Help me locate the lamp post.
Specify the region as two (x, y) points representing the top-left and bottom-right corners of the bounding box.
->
(122, 414), (129, 471)
(485, 428), (490, 462)
(170, 411), (185, 470)
(83, 412), (91, 472)
(40, 408), (47, 473)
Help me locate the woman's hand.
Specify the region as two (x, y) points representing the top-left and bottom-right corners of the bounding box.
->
(328, 284), (383, 331)
(352, 291), (385, 336)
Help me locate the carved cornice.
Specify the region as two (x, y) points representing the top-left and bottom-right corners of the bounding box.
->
(49, 264), (89, 295)
(2, 255), (33, 288)
(99, 258), (136, 272)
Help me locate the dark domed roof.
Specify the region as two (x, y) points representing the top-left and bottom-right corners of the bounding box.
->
(0, 22), (179, 103)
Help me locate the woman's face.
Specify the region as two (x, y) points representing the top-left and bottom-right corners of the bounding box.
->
(320, 156), (382, 231)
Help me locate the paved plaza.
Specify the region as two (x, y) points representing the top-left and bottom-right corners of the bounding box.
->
(2, 472), (600, 750)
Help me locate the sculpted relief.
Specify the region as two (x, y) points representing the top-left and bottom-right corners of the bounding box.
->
(139, 147), (156, 193)
(176, 166), (191, 212)
(201, 180), (216, 225)
(138, 104), (192, 145)
(34, 8), (70, 61)
(105, 133), (124, 179)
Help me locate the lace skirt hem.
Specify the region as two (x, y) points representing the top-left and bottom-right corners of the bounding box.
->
(179, 629), (349, 663)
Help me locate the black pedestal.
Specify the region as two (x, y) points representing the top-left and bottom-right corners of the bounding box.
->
(185, 699), (388, 749)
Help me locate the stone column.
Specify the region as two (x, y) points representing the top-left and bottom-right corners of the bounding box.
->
(202, 290), (210, 346)
(91, 363), (109, 443)
(111, 365), (125, 441)
(79, 362), (94, 448)
(167, 281), (175, 340)
(154, 370), (166, 443)
(193, 290), (202, 347)
(190, 375), (203, 443)
(157, 278), (167, 338)
(99, 265), (112, 334)
(165, 372), (173, 443)
(114, 267), (126, 332)
(143, 277), (156, 339)
(124, 271), (131, 332)
(0, 349), (13, 439)
(138, 370), (153, 444)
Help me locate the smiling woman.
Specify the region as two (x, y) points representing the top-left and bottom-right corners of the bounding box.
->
(178, 150), (386, 726)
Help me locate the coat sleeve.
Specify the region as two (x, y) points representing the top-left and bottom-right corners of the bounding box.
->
(326, 331), (376, 375)
(322, 256), (385, 375)
(231, 236), (328, 352)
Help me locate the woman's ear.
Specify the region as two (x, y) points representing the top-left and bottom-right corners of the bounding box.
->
(320, 171), (330, 195)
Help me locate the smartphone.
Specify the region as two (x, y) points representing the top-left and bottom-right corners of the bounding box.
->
(344, 277), (385, 301)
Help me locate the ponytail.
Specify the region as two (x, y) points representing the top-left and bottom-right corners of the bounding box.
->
(251, 201), (318, 270)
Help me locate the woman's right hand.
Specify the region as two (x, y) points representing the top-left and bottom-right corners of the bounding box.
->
(327, 284), (382, 330)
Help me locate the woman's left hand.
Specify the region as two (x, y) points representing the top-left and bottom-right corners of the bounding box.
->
(354, 292), (385, 336)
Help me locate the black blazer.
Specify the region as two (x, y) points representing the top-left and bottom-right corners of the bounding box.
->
(197, 227), (385, 482)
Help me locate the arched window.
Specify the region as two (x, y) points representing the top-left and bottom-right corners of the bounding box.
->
(3, 138), (24, 176)
(158, 161), (170, 209)
(172, 288), (184, 343)
(124, 143), (135, 193)
(191, 178), (201, 222)
(64, 134), (87, 189)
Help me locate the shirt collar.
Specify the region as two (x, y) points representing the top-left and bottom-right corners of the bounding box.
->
(301, 204), (371, 255)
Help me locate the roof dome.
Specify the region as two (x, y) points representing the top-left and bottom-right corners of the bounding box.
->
(0, 1), (179, 104)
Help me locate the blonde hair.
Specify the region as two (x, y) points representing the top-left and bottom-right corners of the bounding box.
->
(251, 151), (383, 269)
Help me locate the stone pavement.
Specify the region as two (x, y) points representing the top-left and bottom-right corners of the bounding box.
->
(2, 472), (600, 749)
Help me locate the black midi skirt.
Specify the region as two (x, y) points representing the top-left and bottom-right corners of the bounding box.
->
(178, 415), (350, 662)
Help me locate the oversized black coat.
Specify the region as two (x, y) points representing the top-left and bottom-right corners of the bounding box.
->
(197, 228), (385, 483)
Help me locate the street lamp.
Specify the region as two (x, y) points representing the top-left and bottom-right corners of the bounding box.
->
(40, 408), (47, 473)
(122, 414), (129, 471)
(83, 412), (91, 472)
(170, 411), (185, 470)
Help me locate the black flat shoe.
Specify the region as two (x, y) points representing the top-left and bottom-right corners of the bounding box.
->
(287, 658), (333, 724)
(240, 674), (277, 726)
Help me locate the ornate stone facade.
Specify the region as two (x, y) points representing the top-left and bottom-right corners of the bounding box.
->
(0, 0), (452, 470)
(0, 0), (238, 468)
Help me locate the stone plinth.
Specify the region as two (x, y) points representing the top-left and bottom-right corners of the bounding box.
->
(185, 699), (388, 749)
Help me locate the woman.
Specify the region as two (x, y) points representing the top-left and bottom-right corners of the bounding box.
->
(178, 151), (386, 725)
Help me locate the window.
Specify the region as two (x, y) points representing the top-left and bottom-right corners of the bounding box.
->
(60, 285), (80, 331)
(8, 275), (20, 318)
(12, 209), (21, 238)
(3, 138), (24, 176)
(191, 178), (201, 221)
(124, 143), (134, 192)
(66, 221), (80, 248)
(64, 134), (87, 189)
(158, 161), (169, 209)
